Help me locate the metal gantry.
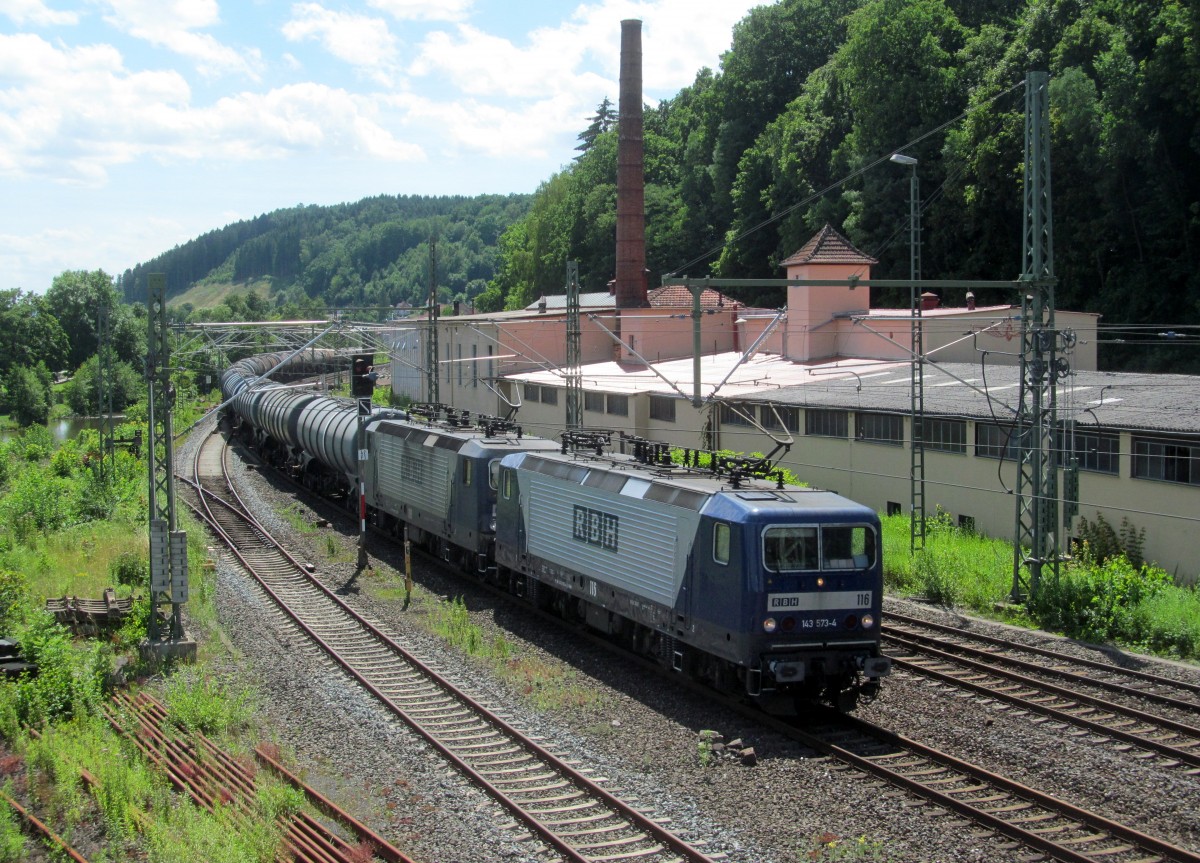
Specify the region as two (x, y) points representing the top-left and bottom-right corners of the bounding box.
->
(145, 273), (187, 641)
(565, 261), (583, 430)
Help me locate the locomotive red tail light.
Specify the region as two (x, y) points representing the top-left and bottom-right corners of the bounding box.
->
(781, 617), (796, 632)
(844, 614), (858, 629)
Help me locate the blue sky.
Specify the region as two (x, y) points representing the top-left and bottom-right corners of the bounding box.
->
(0, 0), (765, 294)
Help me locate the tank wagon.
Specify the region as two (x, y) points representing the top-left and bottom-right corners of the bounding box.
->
(221, 353), (890, 710)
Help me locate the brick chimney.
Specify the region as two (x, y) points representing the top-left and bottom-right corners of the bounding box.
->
(615, 19), (648, 309)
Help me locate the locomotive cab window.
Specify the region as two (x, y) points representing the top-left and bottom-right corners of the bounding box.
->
(488, 459), (501, 491)
(762, 526), (818, 572)
(713, 523), (731, 565)
(462, 460), (472, 486)
(501, 468), (514, 499)
(821, 525), (874, 569)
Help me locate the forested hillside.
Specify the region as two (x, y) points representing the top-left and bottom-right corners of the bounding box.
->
(119, 194), (531, 318)
(487, 0), (1199, 372)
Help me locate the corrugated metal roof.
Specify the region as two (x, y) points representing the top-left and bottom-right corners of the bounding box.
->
(510, 354), (1200, 435)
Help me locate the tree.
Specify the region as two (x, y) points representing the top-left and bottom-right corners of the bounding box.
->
(3, 365), (51, 427)
(45, 270), (143, 370)
(0, 289), (69, 377)
(62, 353), (144, 416)
(575, 97), (616, 156)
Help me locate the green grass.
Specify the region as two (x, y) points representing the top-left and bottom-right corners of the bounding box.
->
(410, 591), (599, 711)
(882, 511), (1200, 660)
(167, 279), (271, 312)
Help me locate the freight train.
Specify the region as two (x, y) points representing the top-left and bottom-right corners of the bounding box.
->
(220, 351), (891, 711)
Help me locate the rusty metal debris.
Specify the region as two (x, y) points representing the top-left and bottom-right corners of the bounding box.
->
(106, 691), (415, 863)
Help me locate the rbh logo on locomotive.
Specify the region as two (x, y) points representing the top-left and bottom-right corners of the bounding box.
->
(573, 505), (619, 552)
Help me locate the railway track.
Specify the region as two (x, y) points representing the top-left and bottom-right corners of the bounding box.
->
(780, 708), (1200, 863)
(882, 628), (1200, 772)
(886, 610), (1200, 714)
(184, 430), (722, 863)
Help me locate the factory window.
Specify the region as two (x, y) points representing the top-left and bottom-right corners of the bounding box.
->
(1059, 428), (1119, 474)
(886, 501), (902, 517)
(804, 409), (847, 439)
(585, 392), (604, 413)
(525, 383), (540, 402)
(761, 405), (799, 433)
(855, 412), (903, 446)
(720, 403), (753, 426)
(457, 344), (462, 386)
(607, 394), (629, 416)
(713, 523), (731, 565)
(925, 419), (967, 454)
(1132, 436), (1199, 485)
(487, 345), (493, 381)
(649, 395), (676, 423)
(975, 423), (1021, 459)
(445, 344), (451, 383)
(472, 345), (478, 387)
(541, 386), (558, 406)
(958, 514), (975, 533)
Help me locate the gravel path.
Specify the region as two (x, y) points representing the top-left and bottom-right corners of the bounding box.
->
(178, 421), (1200, 863)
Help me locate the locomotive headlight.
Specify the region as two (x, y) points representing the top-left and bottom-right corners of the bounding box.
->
(861, 613), (875, 629)
(489, 505), (497, 532)
(816, 576), (825, 587)
(762, 617), (777, 633)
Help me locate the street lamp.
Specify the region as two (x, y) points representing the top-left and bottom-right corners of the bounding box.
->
(891, 152), (924, 552)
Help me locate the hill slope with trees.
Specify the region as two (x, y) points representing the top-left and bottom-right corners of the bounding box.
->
(118, 194), (531, 320)
(486, 0), (1199, 372)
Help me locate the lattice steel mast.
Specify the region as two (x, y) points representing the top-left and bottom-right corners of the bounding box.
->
(565, 261), (583, 429)
(1012, 71), (1074, 601)
(145, 273), (188, 641)
(425, 238), (440, 405)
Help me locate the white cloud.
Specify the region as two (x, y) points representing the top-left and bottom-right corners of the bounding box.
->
(368, 0), (472, 23)
(409, 0), (758, 101)
(0, 0), (78, 26)
(0, 34), (422, 186)
(97, 0), (262, 79)
(283, 3), (398, 85)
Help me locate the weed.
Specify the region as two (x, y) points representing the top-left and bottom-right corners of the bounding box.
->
(696, 738), (713, 768)
(0, 784), (26, 862)
(278, 504), (317, 535)
(163, 669), (256, 736)
(805, 832), (889, 861)
(253, 777), (305, 822)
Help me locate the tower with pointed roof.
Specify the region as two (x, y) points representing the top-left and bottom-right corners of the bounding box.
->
(781, 224), (876, 361)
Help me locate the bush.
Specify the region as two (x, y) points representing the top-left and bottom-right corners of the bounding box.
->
(1027, 556), (1172, 644)
(0, 614), (112, 733)
(110, 552), (148, 589)
(163, 669), (255, 736)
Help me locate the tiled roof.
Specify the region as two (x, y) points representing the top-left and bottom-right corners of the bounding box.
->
(780, 224), (877, 267)
(646, 284), (742, 309)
